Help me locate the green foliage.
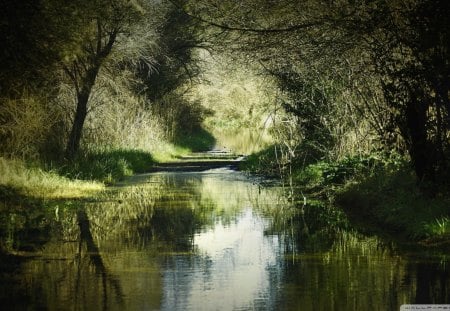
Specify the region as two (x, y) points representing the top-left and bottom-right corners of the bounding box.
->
(60, 149), (155, 184)
(244, 147), (450, 242)
(245, 146), (450, 242)
(294, 154), (388, 188)
(150, 92), (213, 146)
(239, 145), (279, 176)
(141, 4), (202, 102)
(273, 66), (335, 158)
(336, 163), (450, 241)
(192, 54), (276, 154)
(247, 148), (450, 243)
(424, 217), (450, 237)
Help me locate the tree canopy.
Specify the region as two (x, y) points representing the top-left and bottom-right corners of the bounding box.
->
(1, 0), (449, 186)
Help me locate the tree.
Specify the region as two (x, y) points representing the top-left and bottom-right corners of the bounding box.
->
(179, 0), (450, 185)
(60, 0), (149, 159)
(141, 4), (206, 102)
(366, 0), (450, 183)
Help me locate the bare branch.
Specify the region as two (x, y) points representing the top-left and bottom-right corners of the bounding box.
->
(168, 0), (323, 34)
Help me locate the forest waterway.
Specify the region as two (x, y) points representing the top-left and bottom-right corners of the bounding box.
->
(0, 166), (449, 310)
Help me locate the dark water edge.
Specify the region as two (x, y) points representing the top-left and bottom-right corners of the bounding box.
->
(0, 168), (449, 310)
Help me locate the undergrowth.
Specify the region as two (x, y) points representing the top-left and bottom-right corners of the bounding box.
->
(173, 127), (216, 152)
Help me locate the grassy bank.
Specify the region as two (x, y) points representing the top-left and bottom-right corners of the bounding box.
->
(242, 148), (450, 246)
(0, 157), (103, 200)
(0, 142), (194, 202)
(59, 149), (156, 184)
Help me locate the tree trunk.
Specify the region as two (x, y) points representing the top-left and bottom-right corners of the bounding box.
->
(406, 97), (433, 182)
(63, 29), (117, 160)
(65, 66), (101, 159)
(65, 92), (89, 159)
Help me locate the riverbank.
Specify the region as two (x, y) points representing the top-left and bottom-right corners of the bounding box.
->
(2, 146), (449, 248)
(0, 145), (241, 202)
(0, 147), (176, 254)
(0, 145), (191, 201)
(0, 157), (104, 200)
(335, 164), (450, 247)
(241, 150), (450, 247)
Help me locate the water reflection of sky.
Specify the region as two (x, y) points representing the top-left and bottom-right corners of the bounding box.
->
(161, 208), (279, 311)
(2, 169), (449, 310)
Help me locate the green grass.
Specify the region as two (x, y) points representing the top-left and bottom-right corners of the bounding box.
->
(292, 155), (386, 192)
(0, 143), (190, 202)
(59, 149), (156, 184)
(0, 157), (103, 199)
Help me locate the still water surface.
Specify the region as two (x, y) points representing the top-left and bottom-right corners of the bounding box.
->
(0, 168), (449, 310)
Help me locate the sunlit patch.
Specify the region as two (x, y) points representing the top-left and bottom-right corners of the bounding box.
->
(0, 157), (104, 199)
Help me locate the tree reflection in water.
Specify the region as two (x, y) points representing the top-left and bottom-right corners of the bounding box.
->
(76, 209), (124, 311)
(0, 170), (449, 310)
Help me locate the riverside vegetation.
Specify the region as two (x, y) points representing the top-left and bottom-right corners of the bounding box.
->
(242, 149), (450, 246)
(1, 0), (450, 254)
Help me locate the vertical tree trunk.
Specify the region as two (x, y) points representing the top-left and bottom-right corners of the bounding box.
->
(65, 66), (101, 159)
(63, 29), (117, 160)
(65, 92), (89, 159)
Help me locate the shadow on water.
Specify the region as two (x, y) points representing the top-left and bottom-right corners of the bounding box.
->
(0, 169), (449, 310)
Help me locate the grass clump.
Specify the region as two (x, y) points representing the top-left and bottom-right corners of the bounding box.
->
(148, 142), (191, 162)
(0, 157), (103, 199)
(60, 149), (155, 184)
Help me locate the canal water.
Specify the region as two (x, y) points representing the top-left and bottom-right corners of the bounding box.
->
(0, 168), (449, 310)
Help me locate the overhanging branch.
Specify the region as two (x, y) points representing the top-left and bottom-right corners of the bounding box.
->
(168, 0), (322, 33)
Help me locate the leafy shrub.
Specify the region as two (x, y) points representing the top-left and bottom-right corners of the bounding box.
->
(294, 154), (386, 188)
